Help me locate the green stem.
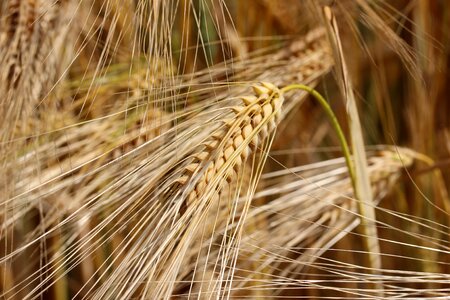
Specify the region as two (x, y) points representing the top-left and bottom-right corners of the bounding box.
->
(281, 84), (356, 190)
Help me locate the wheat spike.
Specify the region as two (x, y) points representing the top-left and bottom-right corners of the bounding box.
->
(177, 82), (283, 213)
(125, 82), (285, 299)
(0, 0), (76, 141)
(172, 82), (284, 298)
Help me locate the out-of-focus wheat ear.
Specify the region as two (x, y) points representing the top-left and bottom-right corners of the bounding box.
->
(323, 5), (382, 294)
(10, 106), (169, 230)
(0, 99), (169, 299)
(232, 146), (416, 296)
(0, 0), (76, 146)
(75, 0), (136, 71)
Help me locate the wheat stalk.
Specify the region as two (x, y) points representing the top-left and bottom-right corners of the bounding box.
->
(323, 7), (383, 293)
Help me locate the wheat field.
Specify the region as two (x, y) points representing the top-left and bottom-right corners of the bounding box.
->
(0, 1), (449, 299)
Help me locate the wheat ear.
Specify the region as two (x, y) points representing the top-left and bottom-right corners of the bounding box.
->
(175, 82), (283, 213)
(129, 82), (284, 299)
